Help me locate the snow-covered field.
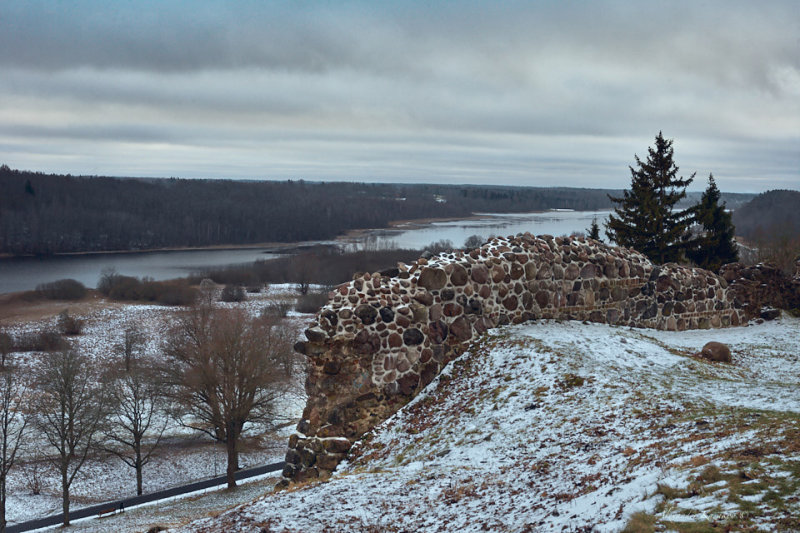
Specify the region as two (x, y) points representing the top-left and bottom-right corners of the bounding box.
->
(0, 285), (309, 527)
(176, 313), (800, 532)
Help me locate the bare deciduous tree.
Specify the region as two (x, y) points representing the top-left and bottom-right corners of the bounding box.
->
(463, 234), (485, 250)
(0, 331), (11, 370)
(162, 306), (292, 488)
(34, 349), (107, 526)
(294, 253), (320, 296)
(101, 357), (166, 496)
(751, 225), (800, 276)
(0, 370), (28, 532)
(116, 323), (146, 372)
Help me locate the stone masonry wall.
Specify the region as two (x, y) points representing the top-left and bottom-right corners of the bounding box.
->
(721, 261), (800, 319)
(281, 233), (746, 486)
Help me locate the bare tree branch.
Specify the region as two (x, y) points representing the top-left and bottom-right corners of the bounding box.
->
(0, 370), (29, 532)
(161, 303), (294, 488)
(34, 348), (108, 527)
(100, 356), (167, 496)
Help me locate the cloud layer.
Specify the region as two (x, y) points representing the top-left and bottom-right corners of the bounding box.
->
(1, 1), (797, 192)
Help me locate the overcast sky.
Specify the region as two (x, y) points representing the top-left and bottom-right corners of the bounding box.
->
(1, 1), (797, 192)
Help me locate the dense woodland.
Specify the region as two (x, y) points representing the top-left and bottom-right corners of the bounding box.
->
(0, 166), (756, 256)
(1, 166), (621, 255)
(732, 189), (800, 274)
(732, 190), (800, 241)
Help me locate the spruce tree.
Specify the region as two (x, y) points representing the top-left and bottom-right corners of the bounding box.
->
(686, 174), (738, 271)
(605, 132), (695, 264)
(587, 217), (601, 240)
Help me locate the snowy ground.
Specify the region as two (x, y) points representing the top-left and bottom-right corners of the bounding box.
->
(175, 313), (800, 533)
(0, 285), (309, 527)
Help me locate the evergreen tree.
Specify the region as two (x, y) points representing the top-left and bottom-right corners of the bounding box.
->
(605, 132), (695, 264)
(587, 217), (601, 240)
(686, 174), (738, 271)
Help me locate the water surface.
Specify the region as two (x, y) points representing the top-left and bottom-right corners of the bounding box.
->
(0, 210), (610, 294)
(0, 248), (279, 294)
(354, 209), (610, 250)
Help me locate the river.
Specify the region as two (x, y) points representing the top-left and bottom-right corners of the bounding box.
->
(352, 209), (610, 251)
(0, 210), (609, 294)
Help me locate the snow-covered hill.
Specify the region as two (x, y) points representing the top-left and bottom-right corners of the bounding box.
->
(178, 315), (800, 532)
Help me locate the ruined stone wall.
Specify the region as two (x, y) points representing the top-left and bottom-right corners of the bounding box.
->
(281, 233), (746, 486)
(721, 261), (800, 319)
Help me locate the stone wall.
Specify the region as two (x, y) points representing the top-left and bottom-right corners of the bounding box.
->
(721, 261), (800, 319)
(281, 233), (746, 486)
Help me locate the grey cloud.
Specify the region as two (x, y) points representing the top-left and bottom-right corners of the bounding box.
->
(3, 2), (796, 80)
(1, 2), (405, 74)
(0, 122), (175, 144)
(0, 1), (797, 192)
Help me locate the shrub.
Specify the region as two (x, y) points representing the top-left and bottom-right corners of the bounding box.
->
(220, 284), (246, 302)
(97, 267), (121, 295)
(99, 273), (197, 306)
(35, 279), (87, 300)
(463, 234), (484, 249)
(152, 281), (198, 306)
(13, 329), (68, 352)
(57, 310), (85, 336)
(295, 291), (329, 314)
(107, 275), (144, 300)
(23, 459), (47, 496)
(262, 300), (292, 320)
(423, 239), (454, 255)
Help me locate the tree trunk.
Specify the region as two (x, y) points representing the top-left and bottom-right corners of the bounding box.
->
(1, 475), (6, 533)
(62, 468), (70, 526)
(136, 457), (143, 496)
(226, 433), (238, 489)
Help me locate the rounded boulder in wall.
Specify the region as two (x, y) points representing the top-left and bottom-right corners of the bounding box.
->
(471, 265), (490, 284)
(354, 304), (378, 325)
(449, 316), (472, 342)
(402, 328), (425, 346)
(418, 268), (448, 290)
(449, 264), (469, 286)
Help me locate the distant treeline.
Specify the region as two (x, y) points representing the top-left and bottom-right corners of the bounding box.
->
(0, 166), (622, 255)
(731, 189), (800, 274)
(732, 190), (800, 241)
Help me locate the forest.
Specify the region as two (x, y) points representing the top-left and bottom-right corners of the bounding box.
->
(732, 189), (800, 274)
(0, 165), (621, 255)
(732, 189), (800, 241)
(0, 166), (758, 256)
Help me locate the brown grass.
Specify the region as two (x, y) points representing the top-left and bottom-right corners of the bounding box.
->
(622, 511), (656, 533)
(0, 290), (126, 324)
(689, 455), (710, 467)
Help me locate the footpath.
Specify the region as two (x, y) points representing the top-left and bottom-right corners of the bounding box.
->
(7, 462), (285, 533)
